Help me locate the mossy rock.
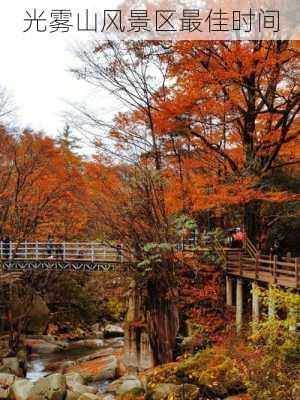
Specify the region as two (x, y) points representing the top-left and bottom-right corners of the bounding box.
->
(26, 295), (49, 335)
(145, 383), (199, 400)
(117, 387), (145, 399)
(175, 349), (246, 397)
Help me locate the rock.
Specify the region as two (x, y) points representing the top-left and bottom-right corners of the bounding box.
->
(28, 373), (66, 400)
(98, 395), (115, 400)
(67, 382), (97, 396)
(26, 295), (49, 335)
(103, 325), (124, 338)
(0, 358), (24, 377)
(91, 324), (100, 332)
(147, 383), (179, 400)
(66, 356), (117, 382)
(78, 395), (102, 400)
(65, 373), (84, 386)
(124, 328), (154, 371)
(10, 379), (34, 400)
(107, 375), (142, 395)
(106, 338), (124, 349)
(72, 348), (115, 365)
(116, 359), (126, 378)
(177, 384), (199, 400)
(93, 332), (104, 340)
(0, 387), (10, 399)
(25, 339), (63, 354)
(0, 373), (15, 387)
(68, 340), (104, 350)
(65, 390), (79, 400)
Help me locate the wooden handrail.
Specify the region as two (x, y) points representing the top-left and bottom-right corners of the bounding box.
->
(244, 236), (258, 259)
(226, 250), (299, 289)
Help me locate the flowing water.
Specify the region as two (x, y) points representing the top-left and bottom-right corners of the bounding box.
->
(26, 345), (115, 392)
(26, 347), (96, 381)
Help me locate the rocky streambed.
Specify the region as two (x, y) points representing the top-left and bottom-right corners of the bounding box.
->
(0, 324), (250, 400)
(0, 324), (137, 400)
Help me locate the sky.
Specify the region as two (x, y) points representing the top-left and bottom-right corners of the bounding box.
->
(0, 0), (122, 144)
(0, 0), (297, 144)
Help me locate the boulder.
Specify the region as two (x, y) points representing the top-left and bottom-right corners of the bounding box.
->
(91, 324), (100, 332)
(65, 391), (79, 400)
(65, 373), (84, 386)
(0, 358), (24, 377)
(26, 295), (49, 335)
(147, 384), (180, 400)
(0, 374), (16, 400)
(0, 373), (15, 387)
(25, 339), (63, 354)
(176, 384), (199, 400)
(66, 356), (117, 382)
(78, 395), (102, 400)
(0, 387), (10, 399)
(93, 332), (103, 340)
(147, 383), (199, 400)
(68, 340), (104, 350)
(99, 396), (115, 400)
(10, 379), (34, 400)
(67, 382), (97, 396)
(28, 373), (66, 400)
(105, 338), (124, 349)
(103, 325), (124, 338)
(107, 375), (142, 395)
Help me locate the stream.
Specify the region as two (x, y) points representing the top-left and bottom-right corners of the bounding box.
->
(26, 340), (122, 393)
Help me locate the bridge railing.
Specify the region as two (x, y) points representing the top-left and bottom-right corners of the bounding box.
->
(226, 250), (299, 288)
(0, 242), (123, 263)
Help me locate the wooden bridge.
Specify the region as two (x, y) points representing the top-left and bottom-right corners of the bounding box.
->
(225, 238), (299, 290)
(0, 241), (123, 272)
(0, 240), (299, 288)
(222, 238), (299, 332)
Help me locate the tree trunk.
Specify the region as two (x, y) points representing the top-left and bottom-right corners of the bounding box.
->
(244, 202), (260, 245)
(146, 280), (179, 365)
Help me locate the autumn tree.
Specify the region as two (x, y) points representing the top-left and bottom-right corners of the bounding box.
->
(154, 40), (300, 242)
(0, 129), (88, 242)
(72, 40), (184, 364)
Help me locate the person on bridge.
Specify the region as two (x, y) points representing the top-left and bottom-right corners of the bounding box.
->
(46, 235), (53, 257)
(232, 228), (245, 248)
(270, 239), (283, 261)
(3, 236), (10, 259)
(55, 242), (63, 259)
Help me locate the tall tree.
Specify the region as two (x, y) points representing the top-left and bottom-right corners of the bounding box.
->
(154, 40), (300, 242)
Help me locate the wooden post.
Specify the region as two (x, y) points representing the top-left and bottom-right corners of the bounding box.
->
(226, 276), (233, 306)
(268, 285), (276, 318)
(63, 242), (66, 260)
(273, 255), (278, 284)
(91, 243), (95, 262)
(252, 282), (260, 325)
(296, 258), (299, 289)
(76, 241), (79, 259)
(0, 240), (3, 259)
(25, 241), (28, 259)
(35, 241), (38, 260)
(239, 251), (242, 277)
(9, 242), (12, 260)
(286, 252), (291, 263)
(236, 278), (243, 333)
(255, 251), (260, 280)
